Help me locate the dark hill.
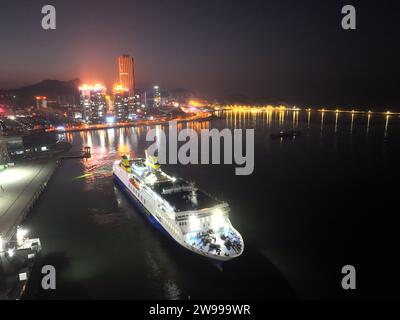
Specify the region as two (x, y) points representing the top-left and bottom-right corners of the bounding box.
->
(4, 79), (80, 107)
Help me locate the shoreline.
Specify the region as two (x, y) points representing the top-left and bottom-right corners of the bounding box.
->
(0, 159), (59, 242)
(46, 114), (214, 134)
(0, 159), (59, 300)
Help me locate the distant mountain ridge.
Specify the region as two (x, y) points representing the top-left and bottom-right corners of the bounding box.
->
(3, 79), (81, 107)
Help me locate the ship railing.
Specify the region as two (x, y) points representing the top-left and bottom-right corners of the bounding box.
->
(161, 185), (197, 194)
(175, 203), (230, 222)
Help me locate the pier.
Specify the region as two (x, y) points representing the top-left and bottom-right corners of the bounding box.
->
(0, 160), (57, 299)
(58, 146), (91, 159)
(0, 160), (58, 243)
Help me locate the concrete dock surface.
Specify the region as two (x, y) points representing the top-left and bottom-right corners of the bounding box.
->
(0, 160), (58, 242)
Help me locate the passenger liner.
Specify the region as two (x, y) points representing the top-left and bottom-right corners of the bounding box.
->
(113, 153), (244, 261)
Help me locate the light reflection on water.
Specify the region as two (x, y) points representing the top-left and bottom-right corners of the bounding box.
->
(217, 109), (398, 139)
(25, 110), (400, 299)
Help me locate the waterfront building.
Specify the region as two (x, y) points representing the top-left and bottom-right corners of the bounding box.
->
(113, 85), (130, 121)
(35, 96), (47, 110)
(79, 84), (107, 123)
(153, 85), (161, 108)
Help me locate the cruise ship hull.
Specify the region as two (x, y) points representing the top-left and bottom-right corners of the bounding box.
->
(113, 173), (173, 239)
(113, 160), (244, 261)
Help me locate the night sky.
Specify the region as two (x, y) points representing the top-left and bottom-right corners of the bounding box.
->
(1, 0), (399, 108)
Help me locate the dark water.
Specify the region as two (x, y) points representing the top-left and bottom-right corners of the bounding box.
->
(25, 110), (400, 299)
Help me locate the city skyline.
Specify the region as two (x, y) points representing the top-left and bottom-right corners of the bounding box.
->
(0, 0), (399, 109)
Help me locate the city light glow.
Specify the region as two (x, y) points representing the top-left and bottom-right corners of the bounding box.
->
(79, 83), (106, 91)
(113, 84), (128, 92)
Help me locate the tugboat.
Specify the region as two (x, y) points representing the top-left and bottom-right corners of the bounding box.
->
(113, 152), (244, 261)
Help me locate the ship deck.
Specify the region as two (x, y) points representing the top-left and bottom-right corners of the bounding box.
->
(185, 228), (243, 258)
(151, 179), (221, 212)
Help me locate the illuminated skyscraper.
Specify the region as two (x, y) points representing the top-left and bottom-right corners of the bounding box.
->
(118, 55), (135, 97)
(153, 85), (161, 108)
(79, 84), (107, 123)
(35, 96), (47, 110)
(113, 85), (130, 121)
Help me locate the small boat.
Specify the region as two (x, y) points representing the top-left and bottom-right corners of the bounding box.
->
(270, 130), (302, 139)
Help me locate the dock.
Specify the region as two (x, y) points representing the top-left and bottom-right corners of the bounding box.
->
(58, 146), (91, 159)
(0, 160), (57, 299)
(0, 160), (58, 242)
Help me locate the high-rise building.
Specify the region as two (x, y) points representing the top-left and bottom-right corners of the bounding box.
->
(79, 84), (107, 123)
(113, 85), (130, 121)
(118, 55), (135, 97)
(35, 96), (47, 110)
(153, 85), (161, 108)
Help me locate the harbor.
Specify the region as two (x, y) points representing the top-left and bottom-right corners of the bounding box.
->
(13, 111), (399, 299)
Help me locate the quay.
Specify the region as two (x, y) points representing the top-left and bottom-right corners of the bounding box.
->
(58, 146), (91, 159)
(0, 160), (58, 243)
(0, 160), (58, 299)
(45, 113), (213, 133)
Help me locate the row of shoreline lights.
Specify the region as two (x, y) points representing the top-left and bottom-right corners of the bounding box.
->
(309, 108), (395, 116)
(227, 106), (397, 116)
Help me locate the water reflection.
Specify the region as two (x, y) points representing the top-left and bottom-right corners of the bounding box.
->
(31, 112), (400, 300)
(350, 112), (354, 134)
(367, 113), (371, 134)
(217, 109), (396, 139)
(107, 128), (115, 146)
(292, 111), (299, 129)
(320, 111), (325, 134)
(384, 114), (390, 138)
(334, 111), (339, 133)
